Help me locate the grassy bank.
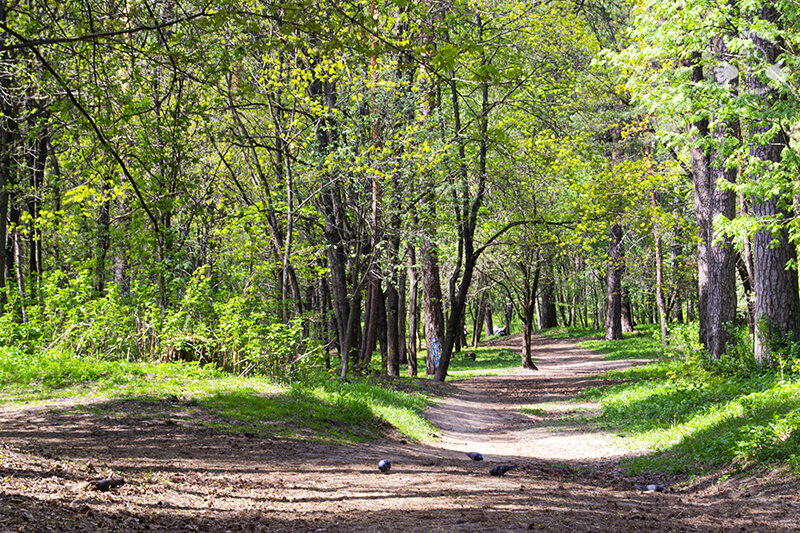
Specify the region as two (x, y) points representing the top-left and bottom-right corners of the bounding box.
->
(567, 325), (800, 475)
(0, 347), (437, 443)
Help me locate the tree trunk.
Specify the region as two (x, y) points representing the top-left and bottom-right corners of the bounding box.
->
(747, 6), (800, 363)
(670, 234), (684, 323)
(484, 303), (494, 336)
(653, 193), (668, 347)
(94, 179), (111, 295)
(472, 292), (485, 346)
(605, 223), (624, 340)
(407, 245), (419, 377)
(420, 238), (445, 375)
(398, 268), (408, 366)
(688, 49), (737, 357)
(521, 265), (540, 370)
(621, 287), (635, 333)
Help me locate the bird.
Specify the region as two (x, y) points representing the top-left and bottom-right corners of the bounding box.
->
(92, 476), (125, 492)
(466, 452), (484, 461)
(489, 464), (515, 476)
(377, 459), (391, 473)
(634, 483), (665, 492)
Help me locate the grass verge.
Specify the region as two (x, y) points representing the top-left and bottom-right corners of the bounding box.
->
(556, 326), (800, 476)
(0, 347), (437, 443)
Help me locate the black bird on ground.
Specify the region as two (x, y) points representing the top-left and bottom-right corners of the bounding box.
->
(489, 464), (515, 477)
(466, 452), (484, 461)
(377, 459), (391, 473)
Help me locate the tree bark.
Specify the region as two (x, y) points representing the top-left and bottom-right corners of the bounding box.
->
(747, 5), (800, 362)
(406, 244), (419, 376)
(688, 48), (737, 358)
(605, 223), (624, 340)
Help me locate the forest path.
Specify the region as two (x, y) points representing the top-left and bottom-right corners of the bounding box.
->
(2, 334), (799, 532)
(424, 333), (647, 462)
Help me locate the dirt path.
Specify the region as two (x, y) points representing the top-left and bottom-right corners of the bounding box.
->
(2, 334), (799, 532)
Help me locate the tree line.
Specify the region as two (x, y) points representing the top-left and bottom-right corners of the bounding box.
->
(0, 0), (797, 382)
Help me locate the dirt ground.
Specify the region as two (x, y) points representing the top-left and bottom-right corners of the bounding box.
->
(2, 334), (800, 532)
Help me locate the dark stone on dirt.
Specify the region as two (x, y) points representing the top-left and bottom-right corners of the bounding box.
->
(92, 477), (125, 492)
(489, 464), (515, 477)
(378, 460), (391, 473)
(466, 452), (483, 461)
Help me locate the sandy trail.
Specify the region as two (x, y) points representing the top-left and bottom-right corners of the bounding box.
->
(426, 334), (647, 461)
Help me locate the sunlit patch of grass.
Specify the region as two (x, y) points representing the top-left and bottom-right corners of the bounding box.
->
(414, 345), (523, 379)
(578, 325), (662, 361)
(521, 407), (548, 416)
(578, 343), (800, 475)
(539, 326), (602, 339)
(0, 347), (436, 443)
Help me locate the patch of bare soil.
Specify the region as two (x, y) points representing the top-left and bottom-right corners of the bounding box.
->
(2, 334), (800, 532)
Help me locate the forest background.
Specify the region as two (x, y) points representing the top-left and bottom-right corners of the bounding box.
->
(2, 0), (800, 467)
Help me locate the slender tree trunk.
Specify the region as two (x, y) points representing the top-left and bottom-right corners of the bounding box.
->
(13, 228), (25, 322)
(521, 265), (540, 370)
(94, 179), (111, 295)
(653, 192), (668, 346)
(605, 223), (624, 340)
(670, 234), (684, 323)
(407, 244), (419, 376)
(398, 268), (408, 366)
(0, 0), (14, 311)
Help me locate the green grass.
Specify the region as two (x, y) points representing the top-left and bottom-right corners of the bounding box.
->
(571, 330), (800, 476)
(578, 325), (662, 360)
(413, 345), (522, 379)
(539, 326), (602, 339)
(0, 347), (437, 443)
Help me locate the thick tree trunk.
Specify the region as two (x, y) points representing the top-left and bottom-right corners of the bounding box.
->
(747, 6), (800, 363)
(420, 238), (445, 375)
(605, 223), (624, 340)
(688, 50), (737, 358)
(484, 303), (494, 336)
